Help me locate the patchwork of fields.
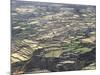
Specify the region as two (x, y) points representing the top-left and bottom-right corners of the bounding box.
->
(11, 0), (96, 74)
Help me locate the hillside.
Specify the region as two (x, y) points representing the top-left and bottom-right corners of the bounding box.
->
(11, 0), (96, 74)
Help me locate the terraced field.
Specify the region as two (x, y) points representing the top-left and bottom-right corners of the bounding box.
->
(11, 0), (96, 74)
